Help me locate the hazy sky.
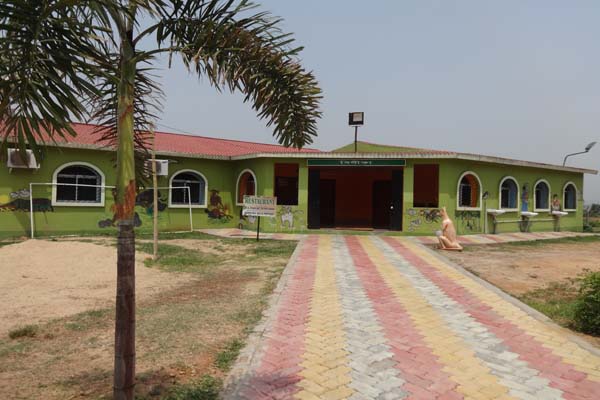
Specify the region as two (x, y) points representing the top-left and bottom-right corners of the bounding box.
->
(151, 1), (600, 202)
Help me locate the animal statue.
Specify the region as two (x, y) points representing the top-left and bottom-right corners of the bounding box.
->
(280, 206), (294, 228)
(436, 207), (463, 251)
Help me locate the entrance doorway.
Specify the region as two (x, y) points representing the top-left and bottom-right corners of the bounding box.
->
(319, 179), (336, 227)
(307, 166), (404, 231)
(372, 180), (391, 229)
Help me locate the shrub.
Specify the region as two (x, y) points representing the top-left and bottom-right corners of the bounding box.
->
(573, 272), (600, 335)
(8, 325), (38, 339)
(162, 375), (221, 400)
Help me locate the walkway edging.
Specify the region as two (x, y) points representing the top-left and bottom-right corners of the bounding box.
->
(221, 237), (307, 399)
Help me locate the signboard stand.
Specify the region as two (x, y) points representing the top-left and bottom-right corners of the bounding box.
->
(256, 216), (260, 241)
(242, 195), (276, 242)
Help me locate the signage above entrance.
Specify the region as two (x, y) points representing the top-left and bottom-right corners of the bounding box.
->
(307, 159), (406, 167)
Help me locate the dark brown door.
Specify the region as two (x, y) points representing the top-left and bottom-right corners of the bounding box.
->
(390, 170), (404, 231)
(308, 169), (320, 229)
(319, 179), (336, 228)
(372, 180), (392, 229)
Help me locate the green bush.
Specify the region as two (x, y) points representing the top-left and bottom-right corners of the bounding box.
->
(8, 325), (38, 339)
(573, 272), (600, 335)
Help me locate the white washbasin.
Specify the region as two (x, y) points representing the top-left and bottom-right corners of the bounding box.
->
(552, 211), (568, 217)
(487, 209), (506, 216)
(521, 211), (538, 218)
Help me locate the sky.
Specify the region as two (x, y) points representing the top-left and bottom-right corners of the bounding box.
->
(150, 1), (600, 202)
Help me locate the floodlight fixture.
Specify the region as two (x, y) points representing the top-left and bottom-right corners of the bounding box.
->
(349, 112), (364, 153)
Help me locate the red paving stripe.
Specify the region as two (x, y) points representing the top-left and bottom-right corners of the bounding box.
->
(344, 236), (460, 399)
(481, 234), (509, 243)
(241, 236), (319, 399)
(382, 237), (600, 400)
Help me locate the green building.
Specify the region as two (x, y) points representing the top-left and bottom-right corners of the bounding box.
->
(1, 123), (596, 238)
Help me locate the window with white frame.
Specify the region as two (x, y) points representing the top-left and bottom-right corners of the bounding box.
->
(563, 183), (577, 211)
(170, 170), (206, 206)
(458, 173), (480, 209)
(54, 163), (104, 205)
(534, 180), (550, 211)
(499, 177), (518, 210)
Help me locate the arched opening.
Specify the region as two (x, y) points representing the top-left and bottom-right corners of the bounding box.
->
(170, 170), (207, 207)
(236, 170), (257, 205)
(458, 172), (481, 209)
(534, 180), (550, 211)
(499, 177), (519, 210)
(563, 183), (577, 211)
(53, 162), (104, 205)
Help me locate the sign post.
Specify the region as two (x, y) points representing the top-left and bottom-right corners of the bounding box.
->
(242, 195), (277, 241)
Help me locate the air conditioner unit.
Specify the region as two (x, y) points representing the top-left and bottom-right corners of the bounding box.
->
(7, 149), (40, 170)
(144, 159), (169, 176)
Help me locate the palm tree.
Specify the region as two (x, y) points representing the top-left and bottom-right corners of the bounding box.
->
(0, 1), (321, 398)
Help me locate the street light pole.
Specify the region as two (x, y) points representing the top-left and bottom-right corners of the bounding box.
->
(349, 112), (364, 153)
(563, 141), (596, 166)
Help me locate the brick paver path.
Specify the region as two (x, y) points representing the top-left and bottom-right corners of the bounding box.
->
(225, 236), (600, 400)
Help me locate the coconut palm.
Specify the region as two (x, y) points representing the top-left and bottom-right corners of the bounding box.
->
(0, 1), (321, 398)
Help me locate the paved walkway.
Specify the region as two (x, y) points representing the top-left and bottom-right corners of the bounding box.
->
(224, 236), (600, 400)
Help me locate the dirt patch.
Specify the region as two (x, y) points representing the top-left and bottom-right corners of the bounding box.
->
(0, 240), (190, 335)
(0, 237), (294, 399)
(441, 242), (600, 296)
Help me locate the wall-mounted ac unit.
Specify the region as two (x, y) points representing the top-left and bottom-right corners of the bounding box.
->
(144, 159), (169, 176)
(7, 149), (40, 171)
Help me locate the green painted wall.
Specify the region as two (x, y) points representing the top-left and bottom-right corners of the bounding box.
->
(401, 159), (584, 235)
(0, 145), (586, 238)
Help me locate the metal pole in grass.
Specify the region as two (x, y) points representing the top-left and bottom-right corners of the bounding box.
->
(256, 216), (260, 241)
(152, 128), (158, 261)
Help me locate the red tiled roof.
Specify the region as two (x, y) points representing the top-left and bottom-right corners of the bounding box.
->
(38, 122), (322, 158)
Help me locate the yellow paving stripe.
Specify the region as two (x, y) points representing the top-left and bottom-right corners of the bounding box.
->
(359, 237), (515, 400)
(399, 238), (600, 382)
(295, 236), (354, 400)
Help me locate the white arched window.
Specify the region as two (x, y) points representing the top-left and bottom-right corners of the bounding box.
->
(52, 162), (105, 206)
(499, 177), (519, 211)
(534, 179), (551, 211)
(457, 171), (482, 210)
(563, 182), (578, 211)
(169, 170), (207, 208)
(236, 169), (257, 205)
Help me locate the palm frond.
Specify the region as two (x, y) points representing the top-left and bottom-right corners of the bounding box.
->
(154, 0), (322, 148)
(0, 0), (116, 160)
(89, 49), (164, 185)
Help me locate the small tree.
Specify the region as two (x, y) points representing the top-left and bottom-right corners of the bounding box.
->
(0, 1), (321, 399)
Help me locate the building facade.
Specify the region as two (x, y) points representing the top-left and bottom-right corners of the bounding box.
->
(0, 124), (595, 238)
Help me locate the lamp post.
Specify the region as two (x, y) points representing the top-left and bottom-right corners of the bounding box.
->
(563, 141), (596, 166)
(348, 112), (364, 153)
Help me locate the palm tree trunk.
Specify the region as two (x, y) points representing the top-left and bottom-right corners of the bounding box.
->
(113, 25), (137, 400)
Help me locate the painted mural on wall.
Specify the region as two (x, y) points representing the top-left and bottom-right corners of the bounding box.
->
(404, 208), (440, 232)
(206, 189), (233, 223)
(0, 188), (54, 212)
(238, 205), (306, 231)
(98, 189), (165, 228)
(455, 210), (481, 233)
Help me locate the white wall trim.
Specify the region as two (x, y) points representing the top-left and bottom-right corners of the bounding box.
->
(498, 176), (520, 212)
(533, 179), (551, 212)
(235, 169), (257, 206)
(562, 181), (578, 212)
(168, 169), (208, 208)
(456, 171), (483, 211)
(51, 161), (106, 207)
